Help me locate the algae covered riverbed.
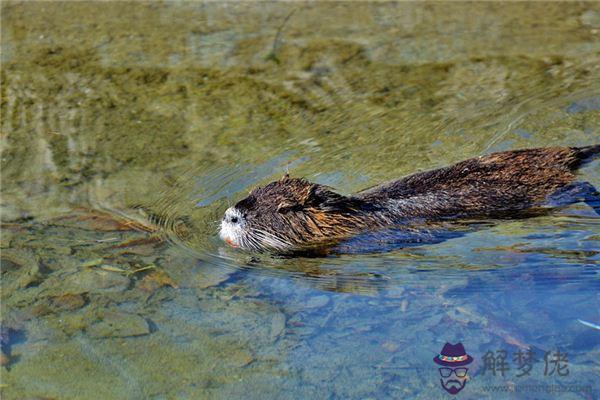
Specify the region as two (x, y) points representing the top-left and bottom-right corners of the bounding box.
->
(1, 2), (600, 399)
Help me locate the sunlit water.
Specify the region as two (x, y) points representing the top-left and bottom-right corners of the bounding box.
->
(1, 2), (599, 399)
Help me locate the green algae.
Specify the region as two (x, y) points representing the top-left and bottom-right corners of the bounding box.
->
(2, 1), (599, 220)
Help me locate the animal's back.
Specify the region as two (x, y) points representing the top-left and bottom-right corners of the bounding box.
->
(358, 146), (599, 219)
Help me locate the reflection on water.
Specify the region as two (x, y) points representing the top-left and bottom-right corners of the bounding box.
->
(1, 2), (599, 399)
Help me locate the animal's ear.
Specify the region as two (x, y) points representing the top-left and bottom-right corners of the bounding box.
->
(277, 185), (321, 213)
(302, 184), (350, 211)
(277, 199), (302, 214)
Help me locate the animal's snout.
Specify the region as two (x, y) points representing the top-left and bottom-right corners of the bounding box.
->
(220, 207), (245, 248)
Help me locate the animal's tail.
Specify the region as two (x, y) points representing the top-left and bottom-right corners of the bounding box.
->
(573, 144), (600, 164)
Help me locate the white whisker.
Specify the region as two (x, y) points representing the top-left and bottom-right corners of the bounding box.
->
(252, 228), (293, 250)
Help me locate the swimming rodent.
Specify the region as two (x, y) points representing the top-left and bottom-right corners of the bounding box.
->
(220, 145), (600, 252)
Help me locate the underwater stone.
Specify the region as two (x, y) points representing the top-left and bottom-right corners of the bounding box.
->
(60, 269), (130, 294)
(581, 10), (600, 28)
(305, 295), (330, 309)
(194, 268), (233, 289)
(270, 313), (286, 341)
(0, 350), (9, 367)
(228, 350), (255, 368)
(1, 248), (43, 290)
(16, 261), (44, 289)
(87, 312), (150, 338)
(0, 203), (26, 222)
(31, 293), (88, 316)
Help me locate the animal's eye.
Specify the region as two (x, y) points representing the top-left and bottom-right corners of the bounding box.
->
(231, 216), (238, 223)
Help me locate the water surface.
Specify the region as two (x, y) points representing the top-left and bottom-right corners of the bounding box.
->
(1, 2), (599, 399)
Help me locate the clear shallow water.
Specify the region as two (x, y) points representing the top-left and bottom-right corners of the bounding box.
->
(1, 2), (599, 399)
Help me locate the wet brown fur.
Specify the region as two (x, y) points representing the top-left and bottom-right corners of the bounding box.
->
(232, 145), (599, 250)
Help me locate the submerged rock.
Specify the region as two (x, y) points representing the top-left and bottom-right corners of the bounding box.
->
(1, 248), (44, 290)
(270, 313), (286, 341)
(137, 269), (178, 294)
(57, 269), (130, 294)
(87, 311), (150, 338)
(228, 349), (255, 368)
(31, 293), (88, 317)
(194, 267), (234, 289)
(305, 295), (330, 309)
(0, 349), (9, 367)
(581, 9), (600, 28)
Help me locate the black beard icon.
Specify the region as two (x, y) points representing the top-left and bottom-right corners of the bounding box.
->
(440, 378), (467, 395)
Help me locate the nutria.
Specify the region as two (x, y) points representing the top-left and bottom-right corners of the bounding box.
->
(220, 145), (599, 252)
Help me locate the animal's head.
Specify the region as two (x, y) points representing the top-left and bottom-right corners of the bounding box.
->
(219, 175), (366, 252)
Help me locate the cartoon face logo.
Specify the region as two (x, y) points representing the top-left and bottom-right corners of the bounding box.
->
(433, 342), (473, 395)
